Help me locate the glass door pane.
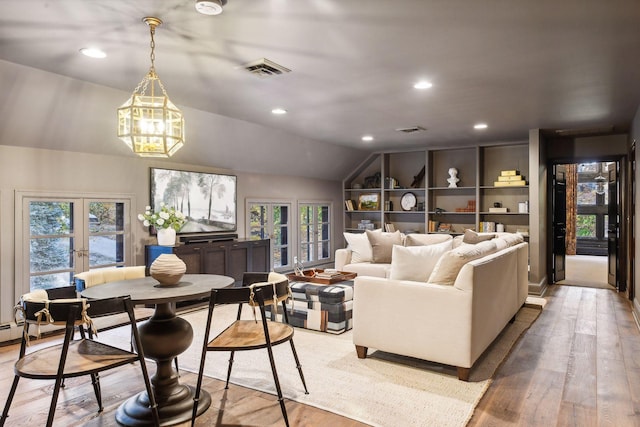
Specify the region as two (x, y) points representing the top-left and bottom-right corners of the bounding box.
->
(28, 200), (78, 290)
(87, 201), (126, 268)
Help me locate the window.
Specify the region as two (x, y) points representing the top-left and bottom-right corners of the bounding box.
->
(247, 201), (291, 270)
(298, 202), (331, 265)
(18, 193), (133, 292)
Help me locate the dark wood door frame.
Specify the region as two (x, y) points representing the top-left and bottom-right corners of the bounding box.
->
(547, 155), (628, 293)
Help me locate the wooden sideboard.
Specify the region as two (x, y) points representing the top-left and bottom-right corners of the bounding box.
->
(145, 238), (270, 285)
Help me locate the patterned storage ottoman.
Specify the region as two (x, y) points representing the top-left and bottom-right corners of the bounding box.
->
(265, 280), (354, 334)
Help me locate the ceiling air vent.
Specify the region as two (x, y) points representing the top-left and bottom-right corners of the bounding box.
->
(395, 126), (426, 134)
(242, 58), (291, 78)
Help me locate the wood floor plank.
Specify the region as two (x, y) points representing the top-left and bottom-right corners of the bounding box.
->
(3, 283), (640, 427)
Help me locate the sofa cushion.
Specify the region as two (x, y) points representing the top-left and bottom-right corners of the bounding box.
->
(389, 240), (453, 282)
(366, 230), (403, 263)
(342, 262), (390, 278)
(343, 232), (375, 263)
(427, 240), (498, 285)
(404, 233), (453, 246)
(462, 229), (495, 244)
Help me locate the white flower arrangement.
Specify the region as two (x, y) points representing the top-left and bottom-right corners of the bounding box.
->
(138, 203), (186, 231)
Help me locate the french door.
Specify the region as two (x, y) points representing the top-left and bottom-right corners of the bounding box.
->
(19, 194), (132, 292)
(247, 201), (291, 271)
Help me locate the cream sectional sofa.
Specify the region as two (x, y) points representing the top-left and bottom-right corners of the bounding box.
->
(335, 232), (453, 278)
(346, 231), (528, 380)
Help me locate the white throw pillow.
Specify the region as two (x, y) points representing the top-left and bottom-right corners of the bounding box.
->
(343, 232), (374, 263)
(404, 233), (453, 247)
(389, 240), (454, 282)
(427, 240), (498, 285)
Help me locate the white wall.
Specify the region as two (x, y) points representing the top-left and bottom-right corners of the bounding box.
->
(0, 145), (345, 326)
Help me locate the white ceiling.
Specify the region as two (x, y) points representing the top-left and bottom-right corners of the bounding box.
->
(1, 0), (639, 161)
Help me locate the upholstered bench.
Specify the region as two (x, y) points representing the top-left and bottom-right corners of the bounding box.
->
(266, 280), (354, 334)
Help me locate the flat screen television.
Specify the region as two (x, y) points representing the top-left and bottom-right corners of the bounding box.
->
(150, 167), (237, 234)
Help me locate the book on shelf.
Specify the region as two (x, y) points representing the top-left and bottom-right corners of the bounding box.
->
(488, 207), (508, 213)
(345, 199), (356, 211)
(385, 223), (396, 232)
(494, 180), (526, 187)
(497, 175), (523, 182)
(500, 170), (519, 176)
(428, 220), (439, 233)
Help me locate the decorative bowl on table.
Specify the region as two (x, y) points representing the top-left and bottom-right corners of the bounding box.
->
(149, 254), (186, 286)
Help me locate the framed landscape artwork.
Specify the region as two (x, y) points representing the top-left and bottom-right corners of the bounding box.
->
(358, 193), (380, 210)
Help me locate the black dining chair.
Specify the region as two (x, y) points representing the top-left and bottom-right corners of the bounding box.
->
(191, 272), (308, 427)
(1, 294), (159, 427)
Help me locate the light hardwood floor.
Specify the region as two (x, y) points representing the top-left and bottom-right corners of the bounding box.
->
(1, 284), (639, 426)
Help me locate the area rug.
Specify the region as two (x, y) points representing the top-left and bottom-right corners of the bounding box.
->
(169, 301), (543, 427)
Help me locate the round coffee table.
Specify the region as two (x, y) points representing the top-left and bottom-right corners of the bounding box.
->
(82, 274), (234, 426)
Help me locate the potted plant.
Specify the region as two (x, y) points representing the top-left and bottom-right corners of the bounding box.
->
(138, 203), (186, 246)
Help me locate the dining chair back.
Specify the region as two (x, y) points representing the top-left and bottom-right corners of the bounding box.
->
(1, 294), (159, 427)
(191, 272), (308, 427)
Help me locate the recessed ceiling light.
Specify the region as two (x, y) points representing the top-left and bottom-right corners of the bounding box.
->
(271, 108), (287, 115)
(474, 123), (488, 130)
(79, 48), (106, 59)
(361, 135), (374, 142)
(413, 81), (433, 89)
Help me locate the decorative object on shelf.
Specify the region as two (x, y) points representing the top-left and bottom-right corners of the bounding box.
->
(437, 223), (452, 233)
(434, 207), (446, 214)
(400, 192), (417, 211)
(494, 170), (526, 186)
(518, 201), (529, 213)
(149, 253), (186, 286)
(358, 219), (375, 230)
(364, 172), (381, 189)
(117, 17), (185, 158)
(351, 183), (363, 189)
(447, 168), (459, 188)
(496, 223), (505, 232)
(494, 202), (502, 208)
(358, 193), (380, 210)
(138, 203), (186, 246)
(411, 166), (425, 188)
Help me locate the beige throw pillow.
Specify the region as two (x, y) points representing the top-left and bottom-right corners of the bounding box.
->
(389, 240), (454, 281)
(462, 229), (495, 244)
(404, 233), (453, 247)
(343, 232), (373, 263)
(366, 230), (403, 263)
(427, 240), (498, 285)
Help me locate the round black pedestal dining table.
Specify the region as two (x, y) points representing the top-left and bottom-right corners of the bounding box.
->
(81, 273), (234, 426)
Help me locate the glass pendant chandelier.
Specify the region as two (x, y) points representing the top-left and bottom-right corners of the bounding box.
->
(117, 17), (184, 158)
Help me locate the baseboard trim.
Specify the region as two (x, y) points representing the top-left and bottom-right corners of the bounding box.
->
(632, 299), (640, 332)
(528, 277), (548, 297)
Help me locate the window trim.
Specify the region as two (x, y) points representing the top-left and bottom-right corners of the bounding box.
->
(297, 200), (333, 267)
(15, 190), (136, 296)
(245, 198), (294, 272)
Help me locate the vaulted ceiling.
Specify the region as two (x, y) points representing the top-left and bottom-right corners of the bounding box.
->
(1, 0), (639, 179)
